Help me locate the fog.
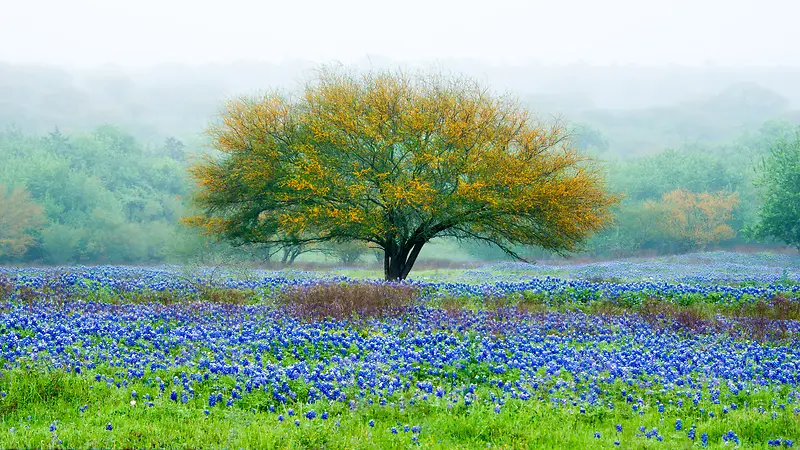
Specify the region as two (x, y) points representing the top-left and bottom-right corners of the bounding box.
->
(2, 0), (798, 67)
(1, 0), (798, 266)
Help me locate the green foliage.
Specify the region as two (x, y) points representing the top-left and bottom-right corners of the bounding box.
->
(1, 60), (798, 265)
(188, 67), (618, 280)
(586, 121), (799, 257)
(751, 129), (800, 248)
(324, 241), (369, 265)
(0, 126), (210, 264)
(1, 356), (797, 448)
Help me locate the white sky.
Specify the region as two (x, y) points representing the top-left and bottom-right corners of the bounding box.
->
(1, 0), (797, 68)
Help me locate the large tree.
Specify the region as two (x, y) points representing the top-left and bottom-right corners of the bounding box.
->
(751, 130), (800, 249)
(186, 68), (618, 280)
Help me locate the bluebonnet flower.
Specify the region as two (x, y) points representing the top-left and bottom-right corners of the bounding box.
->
(1, 262), (798, 449)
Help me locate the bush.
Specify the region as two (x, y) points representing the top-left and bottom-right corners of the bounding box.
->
(0, 278), (12, 300)
(277, 282), (419, 321)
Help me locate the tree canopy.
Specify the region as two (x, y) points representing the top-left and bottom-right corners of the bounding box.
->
(186, 68), (619, 279)
(751, 129), (800, 249)
(0, 185), (45, 259)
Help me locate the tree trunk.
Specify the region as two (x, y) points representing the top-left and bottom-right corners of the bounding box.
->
(383, 240), (426, 281)
(281, 248), (290, 265)
(288, 249), (299, 266)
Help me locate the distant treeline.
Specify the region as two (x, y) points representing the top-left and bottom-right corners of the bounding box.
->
(0, 62), (798, 264)
(0, 120), (794, 265)
(465, 119), (798, 260)
(0, 126), (209, 264)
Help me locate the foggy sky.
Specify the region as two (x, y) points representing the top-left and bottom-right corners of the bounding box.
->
(1, 0), (797, 68)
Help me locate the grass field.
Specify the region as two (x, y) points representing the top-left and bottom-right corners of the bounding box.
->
(0, 252), (798, 448)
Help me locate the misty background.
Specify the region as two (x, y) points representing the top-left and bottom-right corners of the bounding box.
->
(1, 0), (798, 265)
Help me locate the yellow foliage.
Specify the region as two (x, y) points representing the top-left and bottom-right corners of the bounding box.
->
(185, 66), (619, 274)
(647, 189), (740, 248)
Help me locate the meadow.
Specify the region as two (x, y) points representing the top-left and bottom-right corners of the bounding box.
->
(0, 252), (799, 449)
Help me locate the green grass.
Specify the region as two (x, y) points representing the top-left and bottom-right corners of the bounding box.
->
(1, 368), (797, 449)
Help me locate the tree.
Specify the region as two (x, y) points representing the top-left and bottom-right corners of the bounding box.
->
(646, 189), (740, 251)
(571, 123), (609, 154)
(164, 137), (186, 161)
(0, 186), (45, 259)
(751, 130), (800, 248)
(325, 241), (369, 265)
(186, 68), (618, 280)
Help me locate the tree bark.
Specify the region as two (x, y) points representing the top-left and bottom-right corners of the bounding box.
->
(383, 240), (426, 281)
(281, 248), (289, 265)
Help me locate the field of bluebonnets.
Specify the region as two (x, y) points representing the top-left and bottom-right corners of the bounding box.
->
(1, 252), (799, 449)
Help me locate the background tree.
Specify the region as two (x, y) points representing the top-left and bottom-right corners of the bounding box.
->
(750, 130), (800, 248)
(646, 189), (740, 252)
(0, 186), (45, 259)
(571, 123), (609, 154)
(0, 126), (211, 264)
(324, 241), (369, 265)
(186, 67), (618, 280)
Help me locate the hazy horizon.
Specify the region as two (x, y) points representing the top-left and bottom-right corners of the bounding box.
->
(2, 0), (798, 69)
